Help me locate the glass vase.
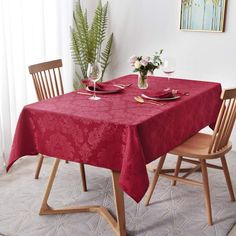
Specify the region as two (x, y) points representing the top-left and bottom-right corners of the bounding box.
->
(138, 72), (148, 89)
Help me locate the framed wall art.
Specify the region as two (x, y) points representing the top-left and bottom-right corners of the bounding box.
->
(180, 0), (227, 32)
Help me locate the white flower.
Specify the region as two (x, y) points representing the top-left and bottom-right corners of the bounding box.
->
(129, 55), (137, 65)
(134, 60), (141, 69)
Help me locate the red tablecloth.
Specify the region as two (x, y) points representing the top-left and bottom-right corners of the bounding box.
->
(7, 75), (222, 202)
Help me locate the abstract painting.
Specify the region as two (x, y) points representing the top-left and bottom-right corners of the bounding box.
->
(180, 0), (227, 32)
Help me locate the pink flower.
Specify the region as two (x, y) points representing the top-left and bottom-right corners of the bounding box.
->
(129, 55), (137, 65)
(140, 59), (148, 67)
(142, 56), (150, 62)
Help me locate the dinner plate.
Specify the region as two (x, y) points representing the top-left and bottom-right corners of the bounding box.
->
(141, 94), (181, 101)
(86, 86), (123, 94)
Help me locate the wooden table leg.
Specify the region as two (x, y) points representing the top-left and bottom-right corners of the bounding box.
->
(39, 158), (127, 236)
(80, 163), (87, 192)
(39, 158), (60, 213)
(34, 154), (44, 179)
(111, 171), (126, 236)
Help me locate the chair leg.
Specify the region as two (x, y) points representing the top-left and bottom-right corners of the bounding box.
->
(80, 164), (87, 192)
(35, 154), (44, 179)
(145, 155), (166, 206)
(200, 159), (213, 225)
(221, 156), (235, 201)
(172, 156), (183, 186)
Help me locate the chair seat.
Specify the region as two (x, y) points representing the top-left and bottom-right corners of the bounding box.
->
(170, 133), (232, 159)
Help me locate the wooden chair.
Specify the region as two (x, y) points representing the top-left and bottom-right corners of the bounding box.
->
(28, 59), (87, 191)
(145, 88), (236, 225)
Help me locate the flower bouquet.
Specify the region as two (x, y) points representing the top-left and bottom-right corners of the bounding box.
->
(129, 50), (163, 89)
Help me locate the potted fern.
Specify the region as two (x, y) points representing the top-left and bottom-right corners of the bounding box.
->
(71, 0), (113, 89)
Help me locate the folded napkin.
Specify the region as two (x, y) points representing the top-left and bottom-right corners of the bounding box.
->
(82, 80), (115, 91)
(144, 89), (175, 99)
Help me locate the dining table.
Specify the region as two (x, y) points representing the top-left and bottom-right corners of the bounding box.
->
(7, 74), (222, 236)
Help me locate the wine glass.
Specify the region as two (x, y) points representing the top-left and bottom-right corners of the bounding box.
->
(162, 57), (176, 90)
(87, 62), (101, 100)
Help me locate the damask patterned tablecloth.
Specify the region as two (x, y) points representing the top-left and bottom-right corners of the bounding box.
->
(7, 75), (222, 202)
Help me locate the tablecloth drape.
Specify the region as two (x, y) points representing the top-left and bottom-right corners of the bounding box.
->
(7, 75), (222, 202)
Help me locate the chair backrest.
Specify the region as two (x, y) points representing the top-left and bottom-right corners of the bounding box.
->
(28, 59), (64, 101)
(209, 88), (236, 153)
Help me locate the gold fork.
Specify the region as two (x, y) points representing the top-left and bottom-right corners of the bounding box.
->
(134, 96), (164, 106)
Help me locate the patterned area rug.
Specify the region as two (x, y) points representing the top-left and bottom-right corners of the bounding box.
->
(229, 225), (236, 236)
(0, 153), (236, 236)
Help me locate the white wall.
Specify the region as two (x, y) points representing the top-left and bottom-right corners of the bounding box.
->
(98, 0), (235, 149)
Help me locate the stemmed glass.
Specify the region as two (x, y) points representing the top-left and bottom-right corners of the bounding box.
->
(87, 61), (101, 100)
(162, 57), (176, 90)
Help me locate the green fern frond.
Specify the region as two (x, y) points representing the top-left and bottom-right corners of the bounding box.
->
(84, 10), (88, 31)
(89, 0), (108, 60)
(71, 11), (87, 76)
(100, 33), (113, 81)
(101, 2), (108, 43)
(70, 0), (113, 86)
(74, 1), (90, 63)
(70, 28), (87, 77)
(89, 2), (102, 61)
